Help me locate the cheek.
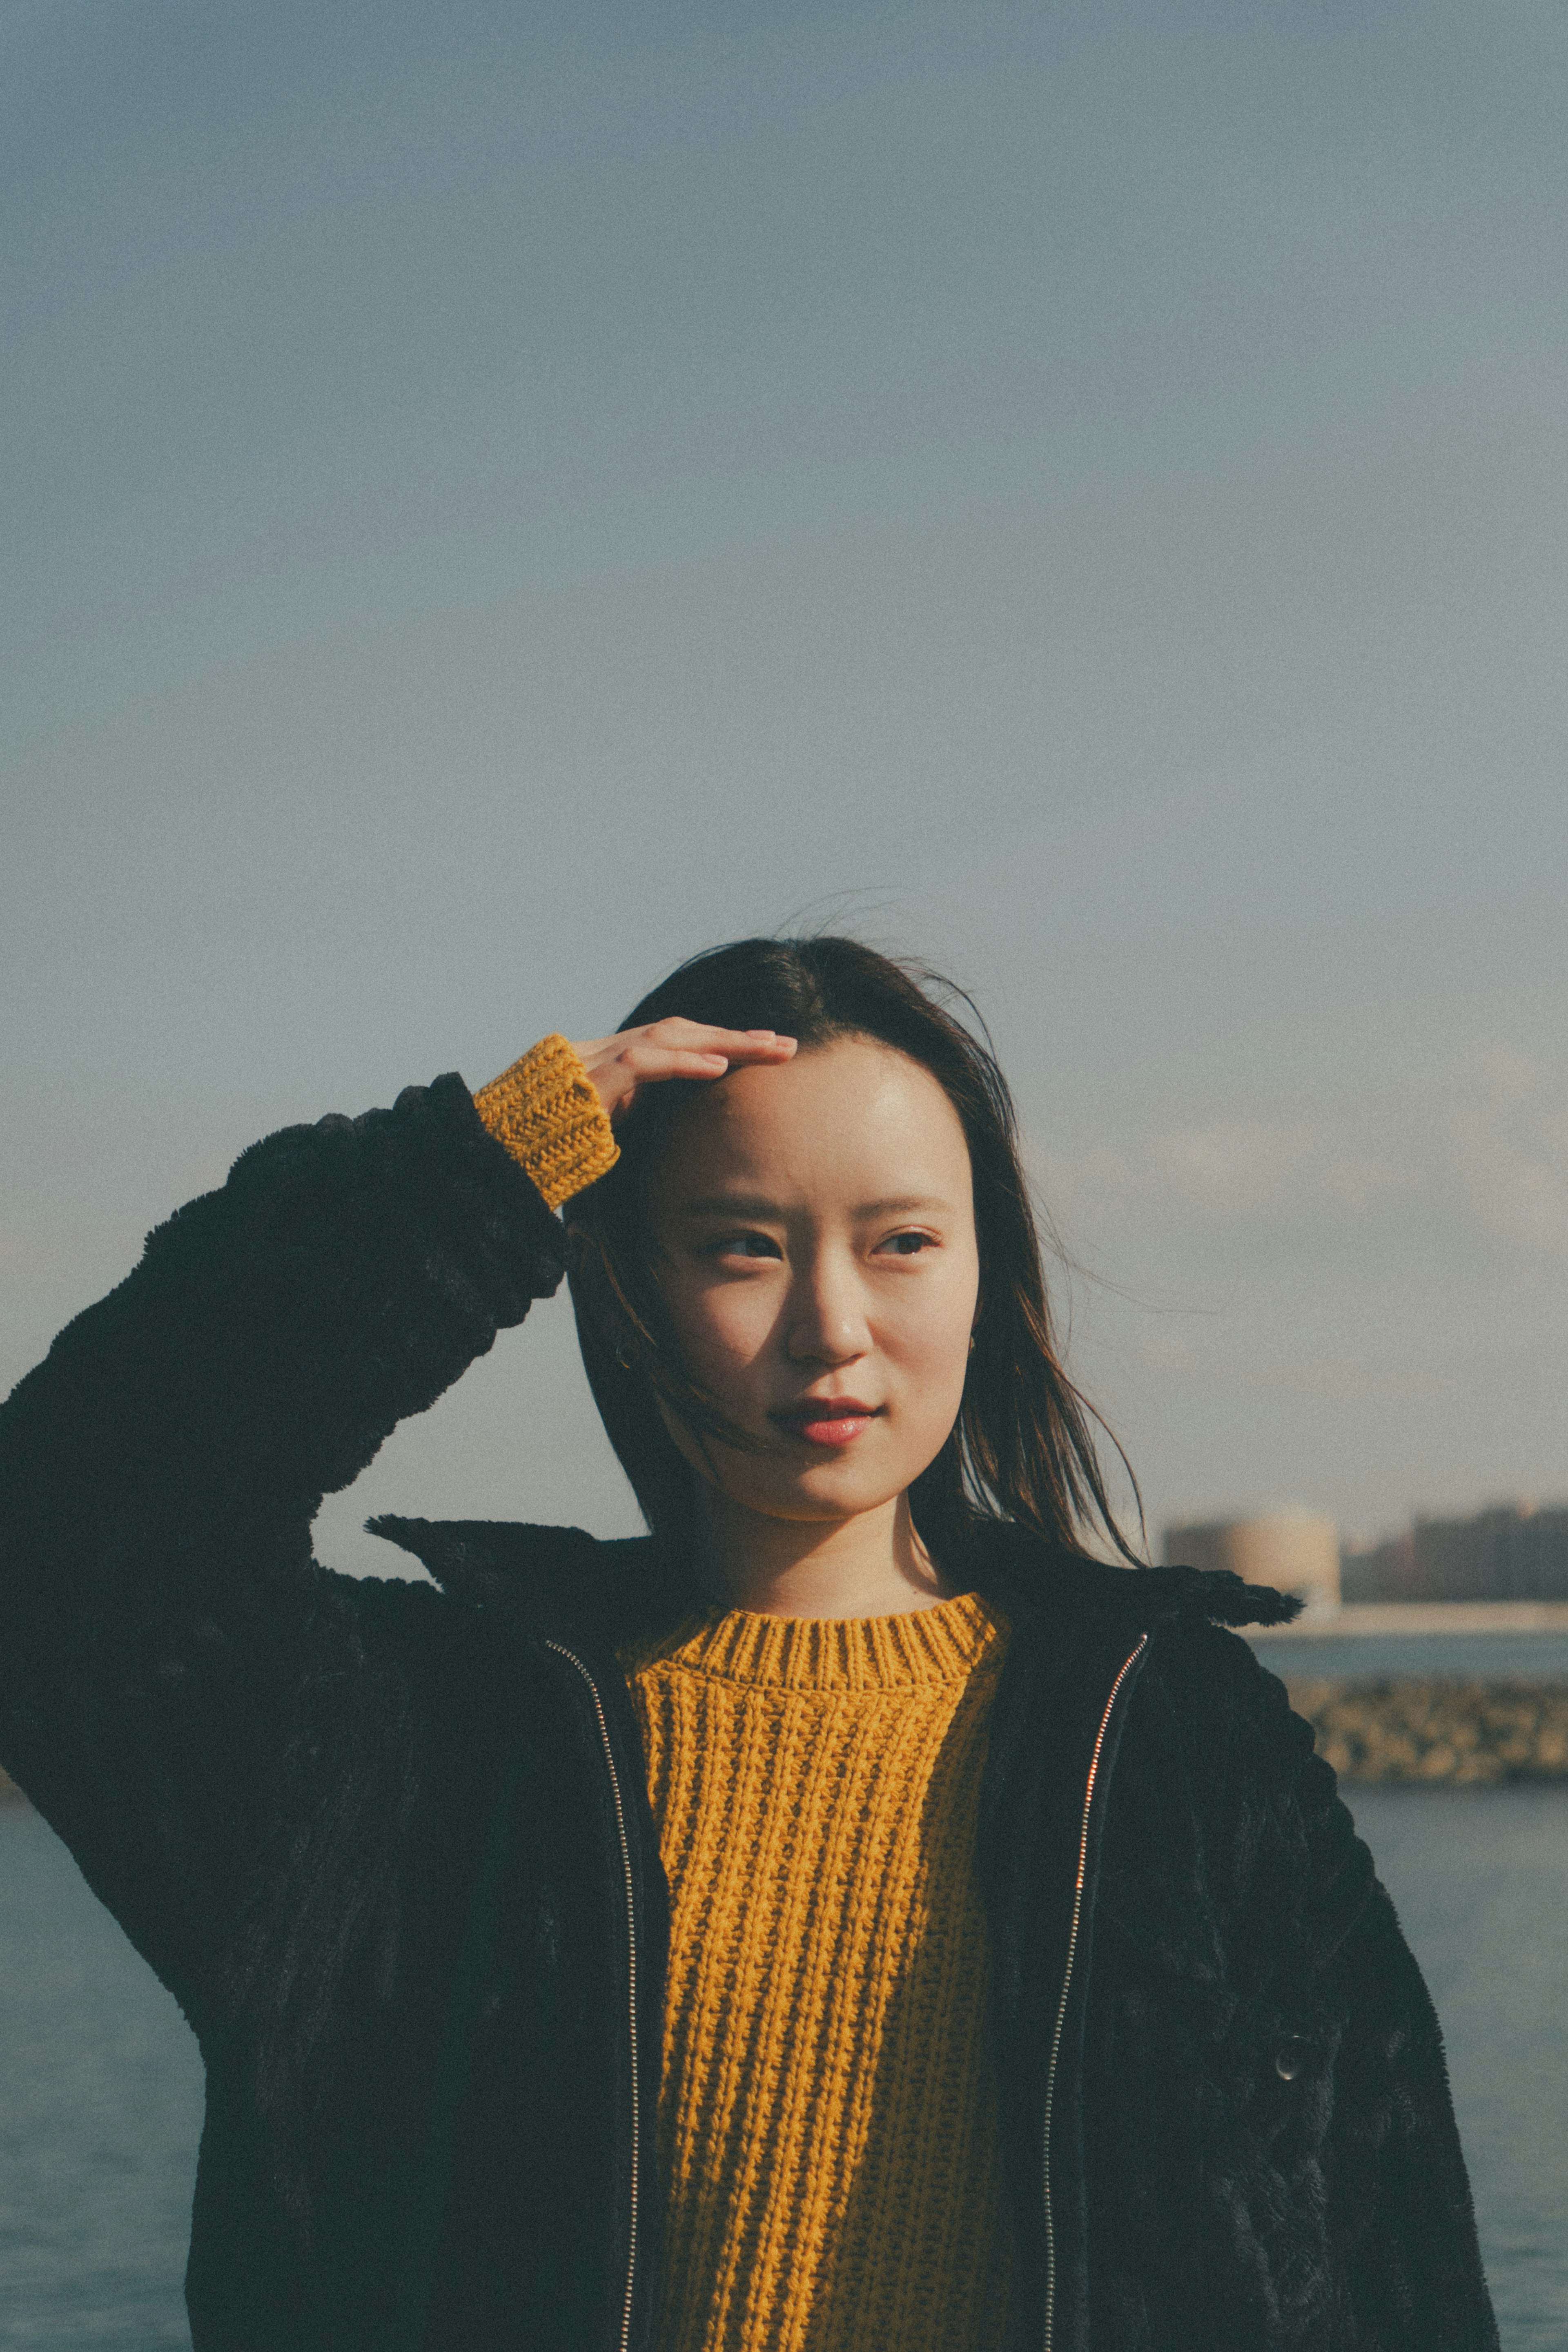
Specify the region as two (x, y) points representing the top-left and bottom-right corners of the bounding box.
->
(664, 1277), (774, 1380)
(898, 1308), (973, 1410)
(880, 1269), (978, 1409)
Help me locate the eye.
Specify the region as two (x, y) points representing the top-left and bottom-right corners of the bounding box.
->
(878, 1230), (937, 1257)
(711, 1231), (783, 1261)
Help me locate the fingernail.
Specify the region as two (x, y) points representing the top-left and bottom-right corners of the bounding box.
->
(745, 1028), (775, 1037)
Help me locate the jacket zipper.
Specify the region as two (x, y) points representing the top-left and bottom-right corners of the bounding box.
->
(543, 1642), (641, 2352)
(1041, 1634), (1147, 2352)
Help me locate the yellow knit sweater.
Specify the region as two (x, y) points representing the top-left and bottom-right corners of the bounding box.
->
(474, 1038), (1019, 2350)
(472, 1032), (620, 1208)
(619, 1595), (1018, 2352)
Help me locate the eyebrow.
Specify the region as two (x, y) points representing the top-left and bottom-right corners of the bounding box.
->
(679, 1193), (955, 1221)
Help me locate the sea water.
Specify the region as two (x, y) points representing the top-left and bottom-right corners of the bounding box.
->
(1, 1782), (1564, 2347)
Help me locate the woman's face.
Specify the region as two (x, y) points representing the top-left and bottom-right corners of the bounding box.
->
(648, 1034), (981, 1527)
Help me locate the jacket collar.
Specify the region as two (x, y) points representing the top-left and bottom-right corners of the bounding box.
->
(364, 1512), (1302, 1648)
(966, 1519), (1303, 1632)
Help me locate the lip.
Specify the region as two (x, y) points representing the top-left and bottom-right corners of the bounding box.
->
(769, 1398), (882, 1449)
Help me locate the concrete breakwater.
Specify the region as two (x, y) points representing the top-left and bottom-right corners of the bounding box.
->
(1289, 1680), (1568, 1784)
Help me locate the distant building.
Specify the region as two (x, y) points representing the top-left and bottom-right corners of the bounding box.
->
(1339, 1527), (1415, 1603)
(1341, 1504), (1568, 1605)
(1162, 1512), (1341, 1615)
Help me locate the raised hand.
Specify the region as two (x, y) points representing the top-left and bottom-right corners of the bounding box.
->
(571, 1018), (797, 1125)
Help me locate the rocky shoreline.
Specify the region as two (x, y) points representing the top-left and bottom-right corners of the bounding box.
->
(1289, 1679), (1568, 1784)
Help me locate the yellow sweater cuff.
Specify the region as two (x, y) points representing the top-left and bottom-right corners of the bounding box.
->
(472, 1034), (619, 1210)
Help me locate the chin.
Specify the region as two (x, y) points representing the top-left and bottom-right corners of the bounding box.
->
(728, 1467), (912, 1525)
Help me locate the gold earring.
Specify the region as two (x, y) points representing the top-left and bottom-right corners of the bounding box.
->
(968, 1331), (977, 1354)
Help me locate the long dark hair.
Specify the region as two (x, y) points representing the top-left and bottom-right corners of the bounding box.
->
(567, 935), (1142, 1574)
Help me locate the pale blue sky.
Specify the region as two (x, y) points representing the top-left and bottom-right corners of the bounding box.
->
(5, 0), (1566, 1567)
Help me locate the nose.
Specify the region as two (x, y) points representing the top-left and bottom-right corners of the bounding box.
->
(782, 1244), (870, 1369)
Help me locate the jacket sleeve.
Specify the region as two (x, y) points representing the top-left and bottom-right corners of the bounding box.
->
(0, 1072), (571, 2012)
(1271, 1670), (1501, 2351)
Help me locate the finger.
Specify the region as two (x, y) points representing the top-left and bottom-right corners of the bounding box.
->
(643, 1018), (797, 1053)
(712, 1032), (798, 1058)
(618, 1044), (733, 1079)
(633, 1039), (800, 1079)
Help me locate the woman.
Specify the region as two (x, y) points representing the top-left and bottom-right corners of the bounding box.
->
(0, 935), (1496, 2352)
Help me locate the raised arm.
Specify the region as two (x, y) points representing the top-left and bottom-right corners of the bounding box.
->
(0, 1054), (588, 1989)
(0, 1023), (792, 2008)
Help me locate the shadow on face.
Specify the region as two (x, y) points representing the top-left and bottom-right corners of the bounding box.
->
(647, 1036), (980, 1527)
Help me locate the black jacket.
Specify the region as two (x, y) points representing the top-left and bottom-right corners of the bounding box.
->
(0, 1074), (1498, 2352)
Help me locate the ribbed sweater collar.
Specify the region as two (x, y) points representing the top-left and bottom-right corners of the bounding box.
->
(624, 1585), (1008, 1692)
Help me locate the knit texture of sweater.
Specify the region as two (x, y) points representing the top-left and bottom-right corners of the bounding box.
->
(472, 1032), (620, 1207)
(618, 1592), (1019, 2352)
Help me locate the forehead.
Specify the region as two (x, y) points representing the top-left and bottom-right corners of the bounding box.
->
(652, 1035), (972, 1205)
